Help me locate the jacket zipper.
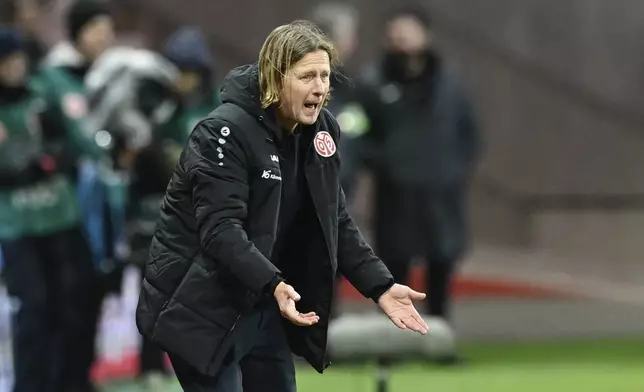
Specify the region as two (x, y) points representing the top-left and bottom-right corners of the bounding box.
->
(304, 168), (334, 264)
(224, 314), (241, 342)
(304, 168), (335, 372)
(207, 313), (241, 372)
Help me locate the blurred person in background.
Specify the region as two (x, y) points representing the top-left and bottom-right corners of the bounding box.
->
(0, 0), (47, 281)
(362, 7), (481, 364)
(5, 0), (46, 74)
(43, 0), (114, 84)
(309, 2), (369, 199)
(41, 1), (120, 390)
(157, 26), (221, 142)
(0, 26), (98, 392)
(83, 44), (178, 391)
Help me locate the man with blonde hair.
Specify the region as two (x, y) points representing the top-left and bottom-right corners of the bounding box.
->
(136, 20), (428, 391)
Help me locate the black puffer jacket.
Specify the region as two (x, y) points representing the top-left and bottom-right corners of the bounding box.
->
(135, 63), (393, 375)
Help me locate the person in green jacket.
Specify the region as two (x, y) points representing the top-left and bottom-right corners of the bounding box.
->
(0, 27), (98, 392)
(40, 0), (113, 160)
(41, 2), (120, 391)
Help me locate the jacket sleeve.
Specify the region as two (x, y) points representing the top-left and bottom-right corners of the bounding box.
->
(337, 184), (394, 302)
(185, 118), (282, 296)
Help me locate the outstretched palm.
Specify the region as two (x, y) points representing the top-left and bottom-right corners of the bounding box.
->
(378, 284), (429, 334)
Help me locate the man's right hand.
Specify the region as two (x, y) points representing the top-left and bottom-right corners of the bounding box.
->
(273, 281), (320, 326)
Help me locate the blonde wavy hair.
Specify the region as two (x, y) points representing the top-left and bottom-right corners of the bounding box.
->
(258, 20), (339, 109)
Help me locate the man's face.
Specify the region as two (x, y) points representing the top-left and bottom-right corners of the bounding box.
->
(277, 49), (331, 131)
(78, 15), (114, 62)
(385, 15), (430, 54)
(0, 52), (28, 86)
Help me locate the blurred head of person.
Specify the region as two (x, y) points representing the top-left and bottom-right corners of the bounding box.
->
(0, 27), (28, 87)
(309, 2), (358, 64)
(383, 7), (437, 82)
(66, 0), (114, 63)
(163, 26), (214, 98)
(9, 0), (43, 36)
(259, 20), (338, 131)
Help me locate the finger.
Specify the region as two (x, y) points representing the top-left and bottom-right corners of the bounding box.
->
(295, 312), (320, 324)
(399, 307), (427, 333)
(390, 317), (407, 330)
(283, 301), (317, 325)
(408, 289), (426, 301)
(299, 313), (320, 324)
(285, 308), (318, 326)
(287, 286), (301, 301)
(412, 312), (429, 334)
(401, 316), (421, 332)
(405, 306), (429, 333)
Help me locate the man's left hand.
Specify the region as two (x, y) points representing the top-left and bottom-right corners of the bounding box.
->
(378, 284), (429, 335)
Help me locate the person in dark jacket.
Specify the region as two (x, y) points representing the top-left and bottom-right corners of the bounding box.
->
(136, 20), (428, 392)
(362, 8), (481, 363)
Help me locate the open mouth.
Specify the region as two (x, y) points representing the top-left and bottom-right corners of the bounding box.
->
(304, 103), (319, 110)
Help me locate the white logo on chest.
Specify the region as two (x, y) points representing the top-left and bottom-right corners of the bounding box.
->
(261, 169), (282, 181)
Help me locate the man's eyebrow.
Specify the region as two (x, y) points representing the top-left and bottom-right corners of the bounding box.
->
(298, 68), (330, 74)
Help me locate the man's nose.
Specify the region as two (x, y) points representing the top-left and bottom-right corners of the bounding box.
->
(312, 78), (325, 96)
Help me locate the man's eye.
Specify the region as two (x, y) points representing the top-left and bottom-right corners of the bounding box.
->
(301, 75), (313, 81)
